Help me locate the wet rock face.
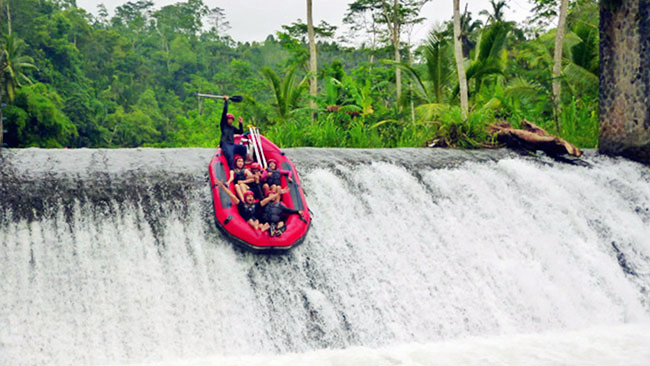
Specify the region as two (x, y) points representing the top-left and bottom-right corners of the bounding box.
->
(599, 0), (650, 165)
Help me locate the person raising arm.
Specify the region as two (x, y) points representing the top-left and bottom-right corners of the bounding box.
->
(219, 96), (247, 170)
(214, 179), (274, 233)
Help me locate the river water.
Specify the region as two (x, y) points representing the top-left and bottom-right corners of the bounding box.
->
(1, 148), (649, 365)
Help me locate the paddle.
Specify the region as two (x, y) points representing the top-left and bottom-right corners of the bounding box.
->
(194, 93), (243, 102)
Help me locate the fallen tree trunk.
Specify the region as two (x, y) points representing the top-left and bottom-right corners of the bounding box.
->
(488, 120), (583, 157)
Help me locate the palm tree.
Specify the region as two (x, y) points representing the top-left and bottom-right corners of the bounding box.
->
(261, 65), (308, 123)
(395, 28), (453, 105)
(446, 4), (483, 58)
(306, 0), (318, 115)
(464, 21), (512, 98)
(553, 0), (569, 131)
(423, 30), (454, 104)
(1, 33), (37, 148)
(1, 34), (36, 103)
(479, 0), (509, 25)
(453, 0), (469, 118)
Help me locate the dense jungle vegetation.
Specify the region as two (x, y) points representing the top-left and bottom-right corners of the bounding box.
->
(0, 0), (599, 149)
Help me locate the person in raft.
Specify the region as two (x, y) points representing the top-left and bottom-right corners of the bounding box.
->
(261, 159), (293, 194)
(262, 188), (304, 237)
(225, 155), (247, 187)
(215, 179), (279, 232)
(237, 162), (264, 200)
(225, 155), (251, 201)
(220, 96), (247, 170)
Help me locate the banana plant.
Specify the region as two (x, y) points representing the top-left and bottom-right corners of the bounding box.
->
(345, 78), (374, 117)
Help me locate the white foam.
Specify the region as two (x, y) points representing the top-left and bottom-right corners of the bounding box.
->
(1, 150), (649, 365)
(112, 323), (650, 366)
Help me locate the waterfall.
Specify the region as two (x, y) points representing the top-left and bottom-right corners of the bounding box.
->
(1, 148), (649, 365)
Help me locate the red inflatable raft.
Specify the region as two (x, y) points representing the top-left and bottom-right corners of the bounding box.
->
(208, 133), (311, 251)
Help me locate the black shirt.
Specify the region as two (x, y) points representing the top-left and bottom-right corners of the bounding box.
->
(238, 201), (261, 222)
(220, 100), (243, 146)
(263, 202), (300, 223)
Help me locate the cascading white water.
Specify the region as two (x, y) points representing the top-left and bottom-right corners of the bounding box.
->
(1, 148), (649, 366)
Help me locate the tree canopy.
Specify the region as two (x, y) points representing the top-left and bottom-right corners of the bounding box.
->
(0, 0), (599, 149)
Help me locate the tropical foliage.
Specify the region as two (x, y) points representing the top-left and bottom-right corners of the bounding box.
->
(0, 0), (599, 149)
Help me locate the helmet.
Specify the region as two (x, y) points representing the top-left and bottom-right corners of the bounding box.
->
(243, 191), (255, 198)
(234, 155), (244, 162)
(249, 162), (261, 171)
(265, 190), (275, 197)
(226, 113), (235, 120)
(267, 159), (277, 166)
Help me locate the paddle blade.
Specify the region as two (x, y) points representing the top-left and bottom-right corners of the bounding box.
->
(230, 95), (244, 103)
